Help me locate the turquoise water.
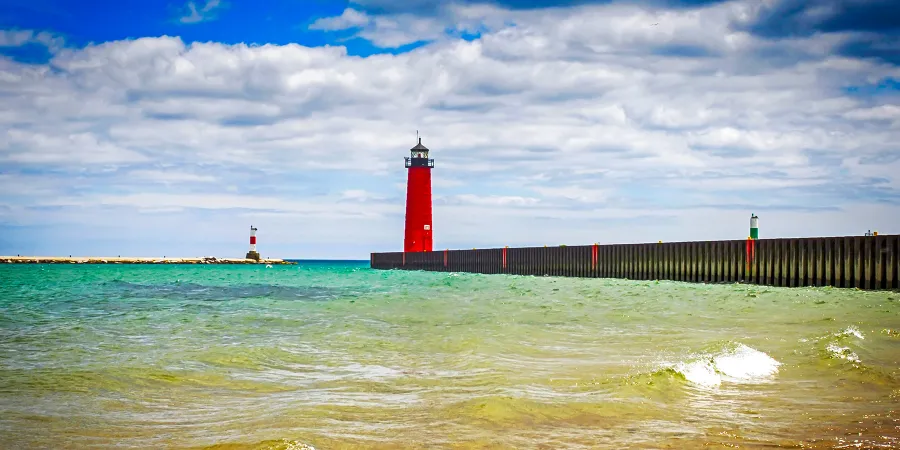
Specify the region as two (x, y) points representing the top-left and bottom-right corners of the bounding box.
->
(0, 261), (898, 449)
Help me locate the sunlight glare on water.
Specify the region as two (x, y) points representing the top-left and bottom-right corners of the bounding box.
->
(0, 261), (898, 449)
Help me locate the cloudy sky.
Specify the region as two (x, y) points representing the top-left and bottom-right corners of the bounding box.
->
(0, 0), (898, 259)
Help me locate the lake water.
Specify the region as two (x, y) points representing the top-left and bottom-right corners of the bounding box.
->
(1, 261), (897, 449)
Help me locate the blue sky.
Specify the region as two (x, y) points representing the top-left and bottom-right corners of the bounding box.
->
(0, 0), (417, 59)
(0, 0), (898, 259)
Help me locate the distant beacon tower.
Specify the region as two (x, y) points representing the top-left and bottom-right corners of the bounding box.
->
(246, 225), (260, 261)
(404, 136), (435, 252)
(750, 214), (759, 239)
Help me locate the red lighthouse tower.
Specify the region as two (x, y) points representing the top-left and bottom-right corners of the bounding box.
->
(404, 137), (434, 252)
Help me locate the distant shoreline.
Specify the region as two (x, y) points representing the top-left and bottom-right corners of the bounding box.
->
(0, 256), (295, 265)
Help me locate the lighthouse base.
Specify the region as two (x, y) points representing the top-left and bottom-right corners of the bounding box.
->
(245, 251), (260, 261)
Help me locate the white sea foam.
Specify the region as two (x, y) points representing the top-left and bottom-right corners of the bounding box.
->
(272, 440), (316, 450)
(826, 342), (861, 363)
(836, 326), (865, 340)
(675, 360), (722, 387)
(715, 344), (782, 379)
(341, 362), (403, 380)
(671, 344), (782, 388)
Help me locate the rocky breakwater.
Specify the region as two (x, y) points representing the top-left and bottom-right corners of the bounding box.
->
(0, 256), (296, 265)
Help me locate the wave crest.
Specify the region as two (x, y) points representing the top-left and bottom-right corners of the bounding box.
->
(262, 439), (316, 450)
(826, 343), (861, 364)
(668, 344), (781, 388)
(835, 326), (864, 340)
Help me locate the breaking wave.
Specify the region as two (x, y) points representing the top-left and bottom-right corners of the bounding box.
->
(826, 343), (861, 363)
(251, 439), (317, 450)
(835, 325), (865, 340)
(664, 343), (782, 388)
(823, 325), (866, 365)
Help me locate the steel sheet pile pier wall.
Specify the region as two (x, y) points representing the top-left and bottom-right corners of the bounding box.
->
(371, 235), (900, 290)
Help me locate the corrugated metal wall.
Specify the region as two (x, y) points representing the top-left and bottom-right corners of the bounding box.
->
(371, 235), (900, 290)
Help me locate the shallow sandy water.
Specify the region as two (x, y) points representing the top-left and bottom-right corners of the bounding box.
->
(1, 262), (897, 449)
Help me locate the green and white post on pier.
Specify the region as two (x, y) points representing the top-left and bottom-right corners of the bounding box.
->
(750, 214), (759, 240)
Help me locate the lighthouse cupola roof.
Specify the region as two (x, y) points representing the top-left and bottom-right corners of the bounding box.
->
(411, 137), (429, 153)
(405, 137), (434, 168)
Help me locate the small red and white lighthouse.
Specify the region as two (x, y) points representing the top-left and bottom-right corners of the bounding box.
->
(246, 225), (260, 260)
(403, 136), (434, 252)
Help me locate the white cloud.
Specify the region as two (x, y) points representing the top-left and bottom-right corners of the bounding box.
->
(178, 0), (225, 24)
(444, 194), (541, 207)
(340, 189), (387, 202)
(309, 8), (371, 31)
(38, 192), (401, 219)
(530, 186), (610, 204)
(1, 0), (899, 258)
(842, 157), (900, 189)
(1, 129), (148, 165)
(128, 170), (218, 184)
(843, 104), (900, 122)
(0, 29), (64, 52)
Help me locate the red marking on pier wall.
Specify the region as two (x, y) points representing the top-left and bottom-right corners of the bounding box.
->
(746, 238), (755, 272)
(444, 249), (448, 268)
(592, 243), (598, 268)
(502, 247), (507, 269)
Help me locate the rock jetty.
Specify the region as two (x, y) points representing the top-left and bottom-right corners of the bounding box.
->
(0, 256), (295, 265)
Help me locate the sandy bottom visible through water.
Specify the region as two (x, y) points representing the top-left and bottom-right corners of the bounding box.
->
(0, 264), (897, 449)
